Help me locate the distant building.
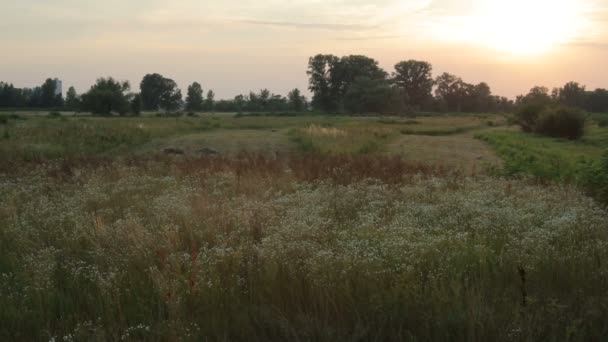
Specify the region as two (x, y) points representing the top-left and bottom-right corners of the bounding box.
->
(54, 79), (62, 96)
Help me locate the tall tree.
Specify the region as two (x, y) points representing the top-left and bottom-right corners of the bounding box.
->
(204, 90), (215, 112)
(288, 88), (306, 112)
(185, 82), (204, 111)
(434, 73), (470, 112)
(159, 84), (182, 111)
(393, 60), (434, 108)
(81, 77), (131, 115)
(65, 86), (80, 110)
(307, 54), (387, 113)
(140, 73), (182, 111)
(40, 78), (62, 107)
(307, 54), (340, 112)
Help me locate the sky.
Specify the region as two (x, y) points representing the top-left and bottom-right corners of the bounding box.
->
(1, 0), (607, 99)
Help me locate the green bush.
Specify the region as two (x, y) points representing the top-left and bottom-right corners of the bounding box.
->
(536, 106), (586, 140)
(598, 117), (608, 128)
(0, 115), (7, 125)
(48, 111), (62, 119)
(515, 103), (544, 132)
(515, 104), (586, 140)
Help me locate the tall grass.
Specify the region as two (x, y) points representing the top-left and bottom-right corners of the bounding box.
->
(1, 155), (607, 341)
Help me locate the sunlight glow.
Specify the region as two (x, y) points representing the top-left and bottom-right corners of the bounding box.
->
(430, 0), (591, 55)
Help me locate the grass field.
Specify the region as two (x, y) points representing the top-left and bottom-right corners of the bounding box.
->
(1, 111), (608, 341)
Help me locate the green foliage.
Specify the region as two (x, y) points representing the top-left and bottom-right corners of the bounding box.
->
(47, 111), (62, 118)
(287, 88), (306, 112)
(515, 103), (544, 132)
(130, 94), (142, 116)
(578, 151), (608, 203)
(515, 103), (586, 140)
(598, 117), (608, 128)
(535, 106), (586, 140)
(81, 78), (131, 115)
(204, 89), (215, 112)
(65, 86), (80, 110)
(185, 82), (204, 111)
(140, 73), (183, 111)
(393, 60), (434, 108)
(0, 115), (7, 125)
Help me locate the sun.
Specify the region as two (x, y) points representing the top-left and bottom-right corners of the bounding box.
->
(431, 0), (590, 55)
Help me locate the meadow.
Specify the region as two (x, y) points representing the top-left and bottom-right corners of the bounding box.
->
(1, 111), (608, 341)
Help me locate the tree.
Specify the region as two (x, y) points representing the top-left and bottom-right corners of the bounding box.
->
(185, 82), (204, 111)
(393, 60), (434, 109)
(65, 86), (80, 110)
(81, 77), (131, 115)
(40, 78), (62, 108)
(434, 73), (471, 112)
(204, 90), (215, 112)
(516, 86), (553, 107)
(344, 77), (393, 114)
(557, 82), (587, 109)
(234, 94), (246, 113)
(288, 88), (306, 112)
(307, 54), (387, 113)
(131, 94), (142, 116)
(140, 73), (182, 111)
(307, 54), (341, 112)
(587, 88), (608, 113)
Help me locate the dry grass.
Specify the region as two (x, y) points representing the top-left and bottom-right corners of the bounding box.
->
(388, 133), (502, 173)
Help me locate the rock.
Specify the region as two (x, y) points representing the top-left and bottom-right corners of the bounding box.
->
(164, 148), (185, 155)
(198, 147), (219, 155)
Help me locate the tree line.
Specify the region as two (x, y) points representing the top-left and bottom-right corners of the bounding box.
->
(516, 83), (608, 113)
(306, 54), (514, 114)
(2, 56), (607, 115)
(0, 74), (308, 116)
(0, 79), (64, 108)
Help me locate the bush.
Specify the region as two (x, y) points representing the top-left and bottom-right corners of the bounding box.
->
(535, 106), (586, 140)
(515, 104), (586, 140)
(48, 111), (62, 119)
(598, 117), (608, 128)
(0, 115), (7, 125)
(515, 103), (544, 132)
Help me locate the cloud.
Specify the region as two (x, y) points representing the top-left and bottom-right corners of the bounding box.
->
(240, 19), (376, 31)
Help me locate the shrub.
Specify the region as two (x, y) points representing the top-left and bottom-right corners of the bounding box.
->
(515, 103), (544, 132)
(0, 115), (7, 125)
(598, 117), (608, 128)
(48, 111), (62, 119)
(515, 104), (586, 140)
(535, 106), (586, 140)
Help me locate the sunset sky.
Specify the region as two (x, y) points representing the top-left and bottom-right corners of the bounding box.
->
(1, 0), (607, 99)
